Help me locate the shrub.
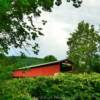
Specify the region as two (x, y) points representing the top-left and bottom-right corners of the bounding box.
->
(0, 73), (100, 100)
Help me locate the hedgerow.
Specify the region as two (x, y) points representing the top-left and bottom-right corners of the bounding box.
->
(0, 73), (100, 100)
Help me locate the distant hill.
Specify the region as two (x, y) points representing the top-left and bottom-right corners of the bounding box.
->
(0, 56), (46, 68)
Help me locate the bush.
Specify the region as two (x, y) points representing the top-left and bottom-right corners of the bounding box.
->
(0, 73), (100, 100)
(44, 55), (57, 62)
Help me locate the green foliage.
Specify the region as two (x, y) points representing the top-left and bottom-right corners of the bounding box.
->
(0, 0), (82, 54)
(20, 52), (27, 58)
(0, 56), (45, 80)
(67, 21), (100, 72)
(44, 55), (57, 62)
(0, 73), (100, 100)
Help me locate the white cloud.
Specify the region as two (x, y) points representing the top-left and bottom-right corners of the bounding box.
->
(9, 0), (100, 59)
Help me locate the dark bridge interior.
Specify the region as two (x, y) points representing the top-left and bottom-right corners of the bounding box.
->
(60, 60), (73, 72)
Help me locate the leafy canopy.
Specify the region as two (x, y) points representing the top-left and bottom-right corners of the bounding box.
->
(0, 0), (83, 54)
(44, 55), (57, 62)
(67, 21), (100, 71)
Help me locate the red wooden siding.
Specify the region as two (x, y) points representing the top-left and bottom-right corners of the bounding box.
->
(13, 63), (60, 77)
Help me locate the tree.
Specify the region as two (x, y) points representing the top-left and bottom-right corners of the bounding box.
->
(44, 55), (57, 62)
(20, 52), (27, 58)
(0, 0), (83, 54)
(67, 21), (100, 72)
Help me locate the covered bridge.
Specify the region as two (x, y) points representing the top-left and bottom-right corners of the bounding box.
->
(12, 59), (73, 77)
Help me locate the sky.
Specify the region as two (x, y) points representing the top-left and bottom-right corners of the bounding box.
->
(8, 0), (100, 60)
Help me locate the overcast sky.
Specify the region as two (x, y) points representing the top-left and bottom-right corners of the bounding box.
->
(8, 0), (100, 60)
